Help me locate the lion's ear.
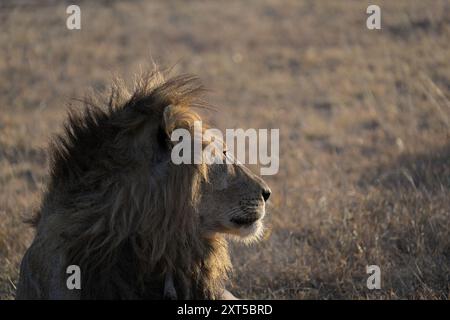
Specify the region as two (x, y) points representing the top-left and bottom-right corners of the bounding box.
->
(162, 103), (200, 145)
(163, 104), (175, 135)
(162, 104), (183, 149)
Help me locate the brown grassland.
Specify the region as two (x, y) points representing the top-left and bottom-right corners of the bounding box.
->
(0, 0), (449, 299)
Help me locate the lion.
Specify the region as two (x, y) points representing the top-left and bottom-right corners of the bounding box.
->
(16, 69), (271, 300)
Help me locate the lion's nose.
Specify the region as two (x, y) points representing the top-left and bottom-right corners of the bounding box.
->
(262, 188), (271, 202)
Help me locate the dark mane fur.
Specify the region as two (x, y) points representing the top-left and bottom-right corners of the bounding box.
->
(30, 70), (231, 299)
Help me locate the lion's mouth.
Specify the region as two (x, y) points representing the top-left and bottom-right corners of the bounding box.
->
(230, 215), (260, 226)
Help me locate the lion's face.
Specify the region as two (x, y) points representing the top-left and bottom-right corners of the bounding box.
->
(198, 156), (271, 241)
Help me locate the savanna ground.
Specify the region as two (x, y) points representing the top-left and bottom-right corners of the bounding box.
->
(0, 0), (449, 299)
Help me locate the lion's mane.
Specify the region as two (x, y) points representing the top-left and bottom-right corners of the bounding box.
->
(27, 70), (231, 299)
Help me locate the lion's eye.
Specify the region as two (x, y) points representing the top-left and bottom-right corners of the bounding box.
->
(223, 150), (235, 164)
(223, 149), (229, 159)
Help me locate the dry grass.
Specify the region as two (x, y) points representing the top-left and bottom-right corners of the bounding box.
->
(0, 0), (449, 299)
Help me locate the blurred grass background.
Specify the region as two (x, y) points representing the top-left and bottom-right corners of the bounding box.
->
(0, 0), (449, 299)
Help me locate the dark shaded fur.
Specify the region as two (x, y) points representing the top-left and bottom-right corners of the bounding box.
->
(17, 71), (231, 300)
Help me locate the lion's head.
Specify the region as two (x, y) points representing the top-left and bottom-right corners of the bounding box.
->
(17, 69), (271, 300)
(162, 99), (271, 244)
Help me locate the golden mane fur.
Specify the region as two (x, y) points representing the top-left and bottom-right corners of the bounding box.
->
(25, 70), (231, 299)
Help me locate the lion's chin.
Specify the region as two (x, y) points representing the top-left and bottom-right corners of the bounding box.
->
(229, 219), (264, 244)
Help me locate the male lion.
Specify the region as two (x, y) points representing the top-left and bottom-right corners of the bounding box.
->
(16, 70), (271, 300)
